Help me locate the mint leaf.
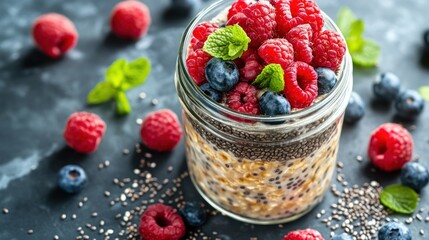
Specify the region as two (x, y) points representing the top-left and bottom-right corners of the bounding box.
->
(337, 7), (357, 36)
(203, 25), (250, 60)
(380, 184), (419, 214)
(87, 81), (116, 104)
(419, 86), (429, 101)
(350, 38), (380, 67)
(115, 91), (131, 115)
(122, 57), (151, 91)
(253, 64), (285, 92)
(105, 59), (127, 88)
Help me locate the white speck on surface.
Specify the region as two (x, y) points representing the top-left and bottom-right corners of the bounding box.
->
(136, 35), (154, 50)
(68, 49), (84, 60)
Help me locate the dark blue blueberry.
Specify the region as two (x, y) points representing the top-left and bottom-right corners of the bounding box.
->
(424, 29), (429, 50)
(378, 222), (411, 240)
(180, 202), (207, 227)
(315, 67), (337, 95)
(205, 58), (239, 92)
(394, 89), (425, 120)
(373, 72), (401, 102)
(171, 0), (195, 13)
(259, 91), (291, 116)
(58, 165), (87, 193)
(331, 233), (353, 240)
(200, 83), (222, 102)
(344, 92), (365, 123)
(400, 162), (429, 191)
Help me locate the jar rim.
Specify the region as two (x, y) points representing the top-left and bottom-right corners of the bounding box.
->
(177, 0), (353, 123)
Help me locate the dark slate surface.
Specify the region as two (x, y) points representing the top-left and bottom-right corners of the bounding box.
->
(0, 0), (429, 239)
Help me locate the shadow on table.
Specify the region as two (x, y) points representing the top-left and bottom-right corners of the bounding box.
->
(20, 48), (61, 68)
(102, 32), (135, 49)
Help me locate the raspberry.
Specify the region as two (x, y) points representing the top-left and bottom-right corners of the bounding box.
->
(275, 0), (324, 35)
(286, 24), (313, 63)
(63, 112), (106, 154)
(283, 61), (318, 108)
(190, 37), (205, 51)
(283, 229), (324, 240)
(139, 204), (185, 240)
(31, 13), (78, 58)
(110, 0), (151, 40)
(227, 1), (276, 48)
(368, 123), (413, 172)
(192, 22), (219, 42)
(140, 109), (183, 152)
(312, 30), (346, 71)
(227, 82), (259, 115)
(240, 52), (263, 82)
(258, 38), (294, 70)
(186, 49), (212, 85)
(227, 0), (252, 20)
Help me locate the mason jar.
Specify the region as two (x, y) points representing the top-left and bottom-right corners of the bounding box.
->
(175, 0), (353, 224)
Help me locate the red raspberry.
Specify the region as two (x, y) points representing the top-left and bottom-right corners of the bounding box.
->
(312, 30), (346, 71)
(227, 82), (259, 115)
(258, 38), (294, 70)
(286, 24), (313, 64)
(227, 0), (252, 20)
(186, 49), (212, 85)
(283, 61), (318, 108)
(227, 1), (276, 48)
(283, 229), (324, 240)
(140, 109), (183, 152)
(63, 112), (106, 154)
(368, 123), (413, 172)
(240, 54), (264, 82)
(139, 204), (185, 240)
(192, 22), (219, 42)
(275, 0), (324, 35)
(110, 0), (151, 40)
(31, 13), (78, 58)
(190, 37), (205, 51)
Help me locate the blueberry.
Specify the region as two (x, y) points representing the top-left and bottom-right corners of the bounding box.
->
(344, 92), (365, 123)
(394, 89), (425, 120)
(180, 202), (207, 227)
(400, 162), (429, 191)
(200, 83), (222, 102)
(378, 222), (411, 240)
(205, 58), (239, 92)
(58, 165), (87, 193)
(331, 233), (353, 240)
(373, 72), (401, 102)
(315, 67), (337, 95)
(171, 0), (195, 13)
(259, 91), (291, 116)
(424, 29), (429, 50)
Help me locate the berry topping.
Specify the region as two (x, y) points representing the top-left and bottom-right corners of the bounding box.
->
(186, 49), (212, 85)
(394, 89), (425, 120)
(424, 29), (429, 50)
(227, 0), (252, 20)
(286, 24), (313, 63)
(110, 0), (151, 40)
(283, 228), (324, 240)
(373, 72), (401, 102)
(171, 0), (195, 14)
(315, 67), (337, 95)
(200, 83), (222, 102)
(58, 165), (87, 193)
(239, 50), (264, 82)
(31, 13), (78, 58)
(378, 222), (411, 240)
(331, 233), (353, 240)
(227, 82), (259, 115)
(400, 162), (429, 192)
(205, 58), (239, 92)
(180, 202), (207, 227)
(140, 109), (183, 152)
(191, 22), (219, 43)
(368, 123), (413, 172)
(63, 112), (106, 154)
(312, 30), (346, 71)
(283, 61), (318, 108)
(227, 1), (276, 47)
(344, 92), (365, 124)
(259, 91), (291, 116)
(258, 38), (294, 70)
(139, 204), (186, 240)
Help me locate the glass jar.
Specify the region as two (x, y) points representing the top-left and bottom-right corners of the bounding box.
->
(175, 0), (353, 224)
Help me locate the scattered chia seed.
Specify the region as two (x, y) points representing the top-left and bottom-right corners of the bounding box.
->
(151, 98), (158, 105)
(27, 229), (33, 235)
(139, 92), (146, 100)
(60, 214), (66, 220)
(123, 149), (130, 155)
(136, 118), (143, 125)
(53, 235), (59, 239)
(2, 208), (8, 214)
(421, 229), (425, 236)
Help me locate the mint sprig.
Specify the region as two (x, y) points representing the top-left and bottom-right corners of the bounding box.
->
(87, 58), (151, 115)
(203, 24), (250, 60)
(380, 184), (419, 214)
(419, 86), (429, 101)
(337, 7), (380, 67)
(252, 64), (285, 93)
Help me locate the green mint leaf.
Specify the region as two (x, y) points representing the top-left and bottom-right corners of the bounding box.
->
(380, 184), (419, 214)
(87, 81), (117, 104)
(350, 38), (380, 67)
(121, 57), (151, 91)
(337, 7), (357, 37)
(253, 64), (285, 93)
(106, 59), (127, 88)
(203, 25), (250, 60)
(115, 91), (131, 115)
(419, 86), (429, 101)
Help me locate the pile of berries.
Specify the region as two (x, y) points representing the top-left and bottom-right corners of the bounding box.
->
(186, 0), (346, 117)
